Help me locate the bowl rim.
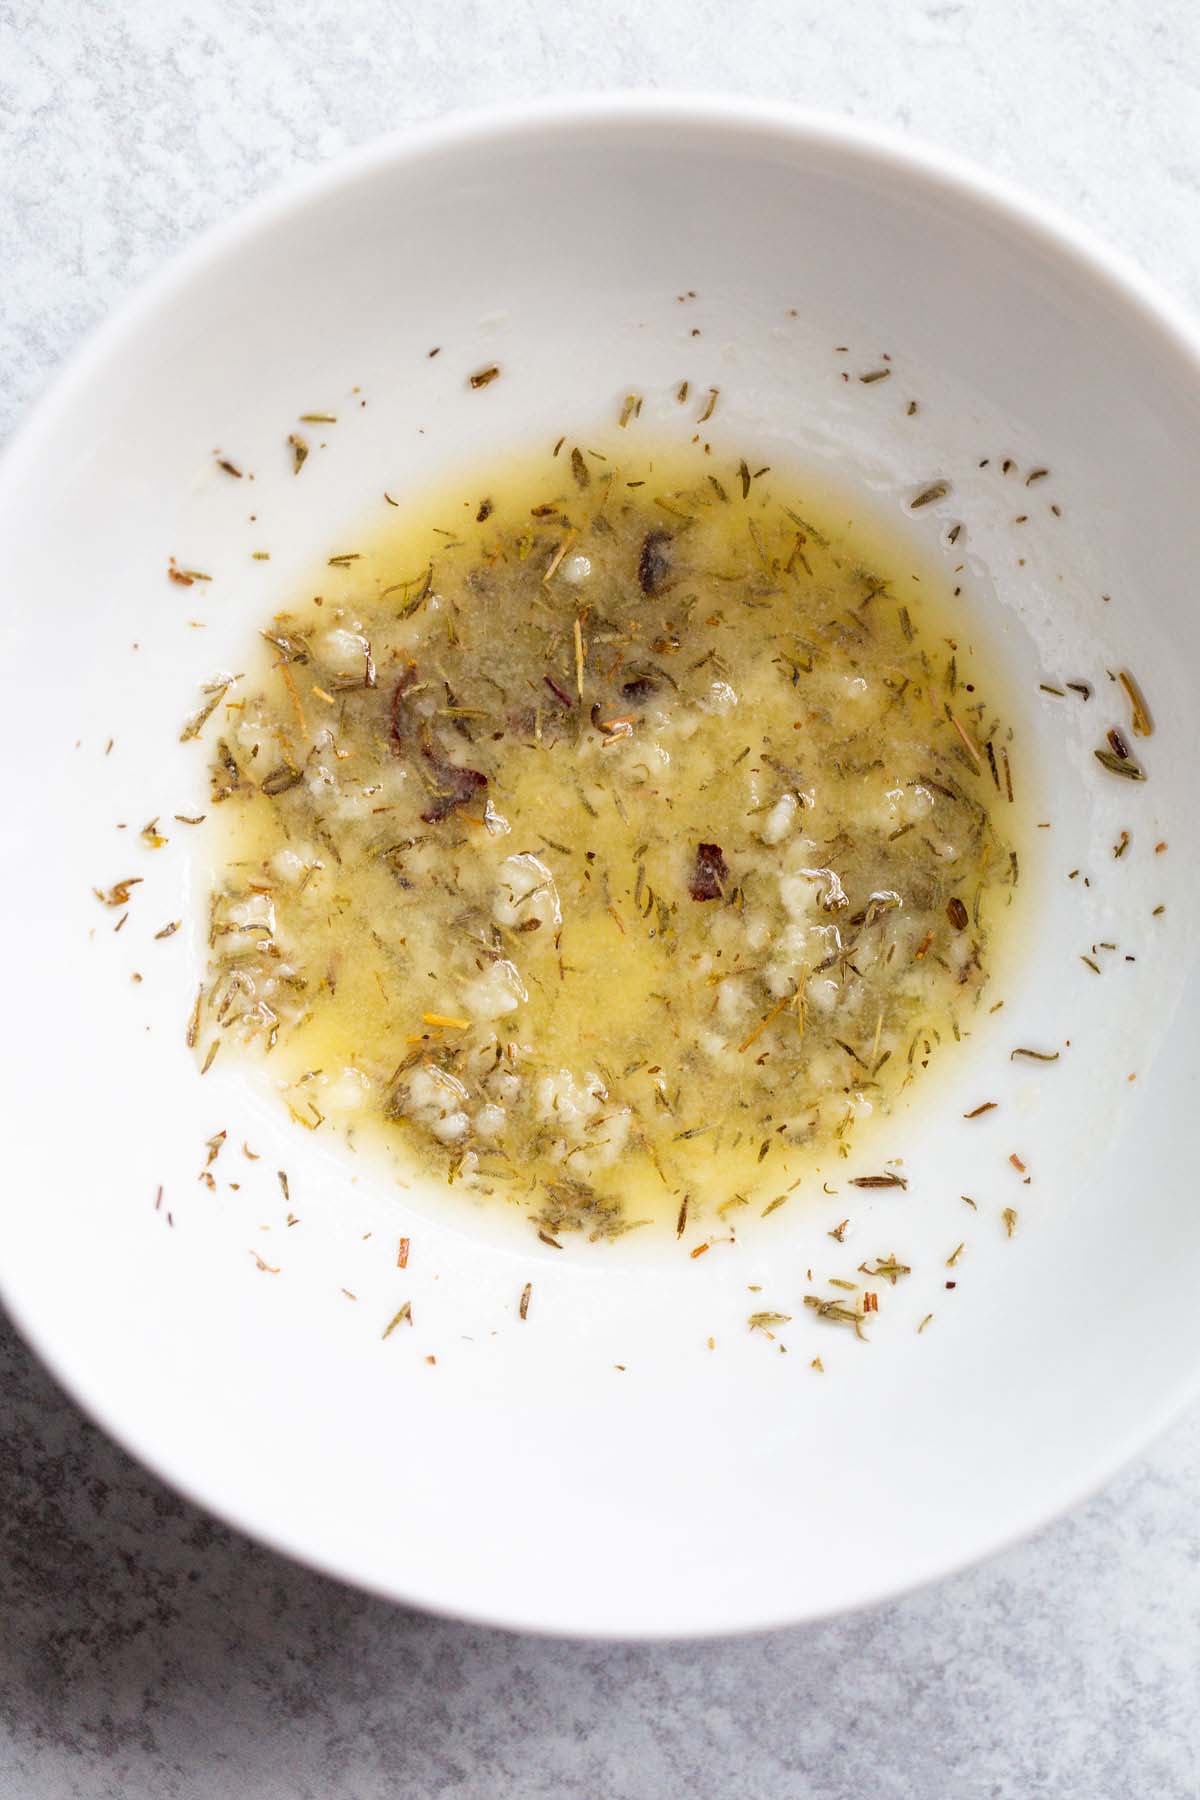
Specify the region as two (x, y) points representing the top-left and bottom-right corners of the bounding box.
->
(5, 91), (1200, 1639)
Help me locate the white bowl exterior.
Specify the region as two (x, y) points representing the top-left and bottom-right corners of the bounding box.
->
(2, 98), (1199, 1636)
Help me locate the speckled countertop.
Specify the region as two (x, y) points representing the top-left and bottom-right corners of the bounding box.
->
(3, 4), (1200, 1796)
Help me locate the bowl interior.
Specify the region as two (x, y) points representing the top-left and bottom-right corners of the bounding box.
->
(3, 100), (1199, 1636)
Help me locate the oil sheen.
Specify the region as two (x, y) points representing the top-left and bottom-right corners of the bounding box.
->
(195, 441), (1023, 1242)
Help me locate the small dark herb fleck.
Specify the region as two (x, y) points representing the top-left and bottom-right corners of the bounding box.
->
(689, 842), (728, 901)
(637, 529), (673, 595)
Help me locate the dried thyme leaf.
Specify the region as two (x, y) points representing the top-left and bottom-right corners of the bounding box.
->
(180, 681), (231, 742)
(1094, 747), (1146, 781)
(93, 877), (142, 907)
(857, 1256), (910, 1285)
(382, 1299), (413, 1338)
(803, 1295), (867, 1339)
(909, 481), (949, 510)
(638, 529), (673, 596)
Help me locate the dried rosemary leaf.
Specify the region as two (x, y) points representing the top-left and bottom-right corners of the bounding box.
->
(1118, 669), (1153, 737)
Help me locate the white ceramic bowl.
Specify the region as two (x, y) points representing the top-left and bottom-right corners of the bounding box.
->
(3, 96), (1200, 1639)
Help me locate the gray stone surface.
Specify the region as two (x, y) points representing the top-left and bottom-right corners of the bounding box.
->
(3, 2), (1200, 1794)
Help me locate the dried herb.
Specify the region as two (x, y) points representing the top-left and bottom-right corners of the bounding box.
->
(803, 1295), (867, 1339)
(637, 529), (673, 595)
(909, 481), (949, 510)
(260, 765), (304, 796)
(1118, 669), (1153, 737)
(1095, 747), (1146, 781)
(858, 1255), (910, 1284)
(180, 681), (231, 742)
(382, 1299), (413, 1338)
(93, 877), (142, 907)
(848, 1173), (908, 1190)
(688, 842), (728, 901)
(1010, 1047), (1059, 1062)
(468, 367), (501, 389)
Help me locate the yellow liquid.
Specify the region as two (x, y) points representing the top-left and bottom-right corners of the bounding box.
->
(198, 441), (1024, 1242)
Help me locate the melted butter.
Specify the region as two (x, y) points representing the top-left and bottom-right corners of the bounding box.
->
(199, 441), (1027, 1241)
